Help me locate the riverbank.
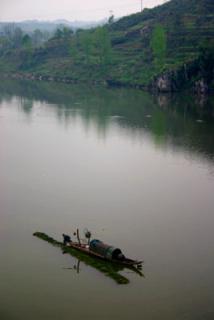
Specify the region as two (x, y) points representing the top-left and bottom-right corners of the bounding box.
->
(0, 0), (213, 93)
(0, 71), (147, 90)
(1, 65), (213, 95)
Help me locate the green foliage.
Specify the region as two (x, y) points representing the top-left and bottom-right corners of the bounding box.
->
(69, 36), (79, 60)
(198, 45), (214, 81)
(0, 24), (51, 55)
(108, 14), (115, 25)
(94, 27), (112, 66)
(22, 34), (32, 48)
(68, 27), (112, 69)
(150, 24), (167, 66)
(13, 28), (23, 48)
(78, 31), (93, 64)
(54, 27), (73, 39)
(32, 29), (44, 47)
(19, 48), (34, 70)
(0, 0), (214, 89)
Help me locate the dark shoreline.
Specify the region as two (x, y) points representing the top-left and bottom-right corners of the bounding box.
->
(0, 72), (213, 95)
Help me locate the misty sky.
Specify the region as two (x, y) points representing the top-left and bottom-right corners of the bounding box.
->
(0, 0), (166, 22)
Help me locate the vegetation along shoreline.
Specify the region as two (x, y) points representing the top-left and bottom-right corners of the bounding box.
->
(0, 0), (213, 94)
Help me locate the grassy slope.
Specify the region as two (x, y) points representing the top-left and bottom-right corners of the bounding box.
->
(1, 0), (214, 87)
(108, 0), (214, 85)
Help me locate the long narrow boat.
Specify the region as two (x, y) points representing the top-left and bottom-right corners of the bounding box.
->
(66, 240), (143, 269)
(33, 232), (144, 284)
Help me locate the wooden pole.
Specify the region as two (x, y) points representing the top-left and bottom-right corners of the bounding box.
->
(77, 228), (81, 245)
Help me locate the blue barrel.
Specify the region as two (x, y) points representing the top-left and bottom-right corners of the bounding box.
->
(90, 239), (122, 260)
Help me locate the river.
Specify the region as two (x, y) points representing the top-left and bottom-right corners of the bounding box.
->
(0, 80), (214, 320)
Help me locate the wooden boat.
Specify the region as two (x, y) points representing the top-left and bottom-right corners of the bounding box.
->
(64, 230), (143, 269)
(67, 241), (142, 268)
(33, 231), (144, 284)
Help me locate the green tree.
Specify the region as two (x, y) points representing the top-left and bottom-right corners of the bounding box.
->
(108, 14), (114, 25)
(150, 24), (167, 67)
(54, 28), (63, 39)
(2, 24), (15, 41)
(22, 34), (32, 48)
(94, 27), (112, 66)
(13, 28), (23, 48)
(2, 25), (23, 49)
(69, 36), (78, 60)
(79, 31), (93, 64)
(62, 27), (73, 38)
(0, 37), (10, 55)
(32, 29), (43, 47)
(54, 27), (73, 39)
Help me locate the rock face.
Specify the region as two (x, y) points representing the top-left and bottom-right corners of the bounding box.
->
(150, 54), (214, 93)
(156, 74), (174, 92)
(194, 79), (209, 94)
(150, 70), (181, 93)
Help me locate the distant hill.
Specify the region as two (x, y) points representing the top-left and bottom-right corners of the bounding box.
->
(0, 0), (213, 92)
(0, 19), (105, 34)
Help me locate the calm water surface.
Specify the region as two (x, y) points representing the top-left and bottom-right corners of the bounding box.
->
(0, 80), (214, 320)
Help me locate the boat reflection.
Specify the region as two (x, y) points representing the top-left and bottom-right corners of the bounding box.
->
(33, 231), (144, 285)
(62, 255), (144, 285)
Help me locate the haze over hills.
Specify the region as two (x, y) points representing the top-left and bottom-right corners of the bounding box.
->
(0, 0), (213, 92)
(0, 19), (105, 34)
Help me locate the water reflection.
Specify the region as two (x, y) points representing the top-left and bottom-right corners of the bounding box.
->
(1, 79), (214, 319)
(34, 232), (143, 285)
(63, 256), (144, 285)
(0, 79), (214, 162)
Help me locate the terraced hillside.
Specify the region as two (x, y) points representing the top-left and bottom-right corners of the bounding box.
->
(108, 0), (214, 86)
(0, 0), (214, 90)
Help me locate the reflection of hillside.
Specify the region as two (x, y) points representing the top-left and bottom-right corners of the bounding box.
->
(0, 79), (214, 162)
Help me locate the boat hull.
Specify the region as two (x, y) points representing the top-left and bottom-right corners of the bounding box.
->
(67, 242), (142, 268)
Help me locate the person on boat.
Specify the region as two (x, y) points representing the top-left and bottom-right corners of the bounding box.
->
(62, 234), (71, 245)
(116, 252), (125, 261)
